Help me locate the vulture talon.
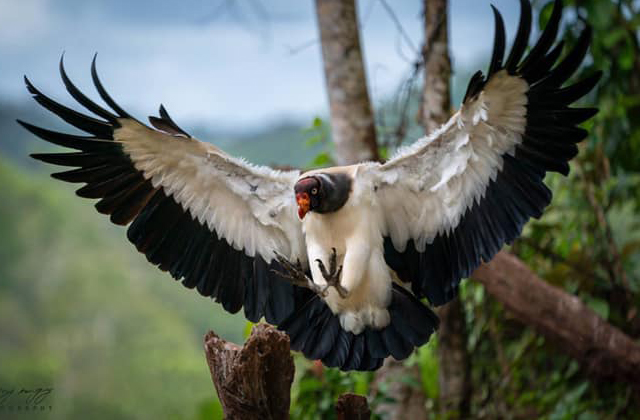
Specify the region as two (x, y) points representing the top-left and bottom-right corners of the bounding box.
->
(272, 251), (327, 297)
(315, 248), (349, 299)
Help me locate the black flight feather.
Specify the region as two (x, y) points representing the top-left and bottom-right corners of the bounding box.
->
(505, 0), (532, 73)
(59, 55), (118, 123)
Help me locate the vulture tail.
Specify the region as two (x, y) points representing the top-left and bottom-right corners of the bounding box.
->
(279, 284), (438, 371)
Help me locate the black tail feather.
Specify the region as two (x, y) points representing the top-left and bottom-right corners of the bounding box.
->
(279, 284), (438, 372)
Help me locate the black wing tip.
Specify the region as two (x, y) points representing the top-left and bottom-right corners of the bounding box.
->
(584, 107), (599, 118)
(29, 152), (48, 163)
(59, 52), (68, 76)
(520, 0), (532, 9)
(581, 24), (593, 39)
(581, 71), (603, 92)
(487, 4), (507, 77)
(23, 75), (44, 99)
(159, 103), (168, 116)
(57, 54), (120, 123)
(592, 70), (604, 83)
(513, 0), (533, 53)
(16, 119), (56, 139)
(551, 0), (564, 16)
(23, 75), (34, 90)
(149, 103), (192, 138)
(16, 118), (34, 131)
(90, 53), (100, 82)
(490, 4), (506, 33)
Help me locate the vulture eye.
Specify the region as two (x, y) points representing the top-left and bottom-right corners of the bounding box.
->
(311, 187), (318, 195)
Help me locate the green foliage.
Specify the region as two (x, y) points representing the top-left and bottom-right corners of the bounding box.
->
(291, 358), (374, 420)
(302, 116), (334, 168)
(290, 340), (441, 419)
(0, 158), (246, 419)
(456, 2), (640, 417)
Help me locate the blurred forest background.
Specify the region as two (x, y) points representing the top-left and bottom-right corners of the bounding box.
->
(1, 0), (639, 419)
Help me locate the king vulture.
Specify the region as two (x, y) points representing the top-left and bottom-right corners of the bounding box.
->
(21, 0), (600, 371)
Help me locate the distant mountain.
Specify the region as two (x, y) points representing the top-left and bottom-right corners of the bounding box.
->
(1, 98), (320, 172)
(192, 120), (323, 168)
(0, 100), (52, 168)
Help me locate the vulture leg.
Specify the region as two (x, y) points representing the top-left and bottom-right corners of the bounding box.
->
(273, 252), (328, 297)
(315, 248), (349, 299)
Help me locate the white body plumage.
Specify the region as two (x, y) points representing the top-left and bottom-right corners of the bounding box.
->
(301, 166), (392, 334)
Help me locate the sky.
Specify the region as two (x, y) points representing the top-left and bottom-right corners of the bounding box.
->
(0, 0), (523, 132)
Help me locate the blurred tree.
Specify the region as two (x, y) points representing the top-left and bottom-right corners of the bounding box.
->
(418, 1), (472, 418)
(315, 0), (379, 164)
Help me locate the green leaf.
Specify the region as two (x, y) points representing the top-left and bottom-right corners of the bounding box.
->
(243, 321), (255, 339)
(538, 1), (555, 29)
(602, 27), (626, 48)
(297, 377), (322, 394)
(305, 135), (323, 147)
(311, 152), (332, 167)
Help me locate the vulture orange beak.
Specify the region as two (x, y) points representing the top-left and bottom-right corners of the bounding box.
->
(296, 192), (310, 219)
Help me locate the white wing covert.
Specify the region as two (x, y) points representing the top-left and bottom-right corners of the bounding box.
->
(373, 0), (601, 305)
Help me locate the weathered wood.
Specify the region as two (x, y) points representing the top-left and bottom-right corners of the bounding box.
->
(473, 251), (640, 384)
(315, 0), (379, 165)
(204, 324), (294, 419)
(335, 393), (371, 420)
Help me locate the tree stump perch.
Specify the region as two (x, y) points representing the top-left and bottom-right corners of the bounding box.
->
(204, 324), (294, 419)
(205, 324), (372, 418)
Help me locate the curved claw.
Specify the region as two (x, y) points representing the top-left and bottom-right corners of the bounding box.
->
(272, 251), (327, 296)
(315, 258), (328, 278)
(314, 250), (348, 299)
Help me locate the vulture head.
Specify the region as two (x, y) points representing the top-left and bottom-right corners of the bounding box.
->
(294, 173), (352, 219)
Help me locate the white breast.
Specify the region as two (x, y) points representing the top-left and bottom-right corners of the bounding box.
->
(301, 181), (393, 334)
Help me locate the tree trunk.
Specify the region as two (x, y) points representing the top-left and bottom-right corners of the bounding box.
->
(371, 359), (428, 419)
(315, 0), (379, 164)
(473, 251), (640, 384)
(436, 300), (471, 417)
(420, 0), (451, 134)
(419, 0), (471, 417)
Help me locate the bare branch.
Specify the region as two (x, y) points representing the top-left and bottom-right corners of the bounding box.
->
(473, 251), (640, 384)
(285, 38), (319, 56)
(378, 0), (419, 55)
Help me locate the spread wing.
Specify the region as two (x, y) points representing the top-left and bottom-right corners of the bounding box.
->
(21, 56), (307, 324)
(372, 0), (601, 305)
